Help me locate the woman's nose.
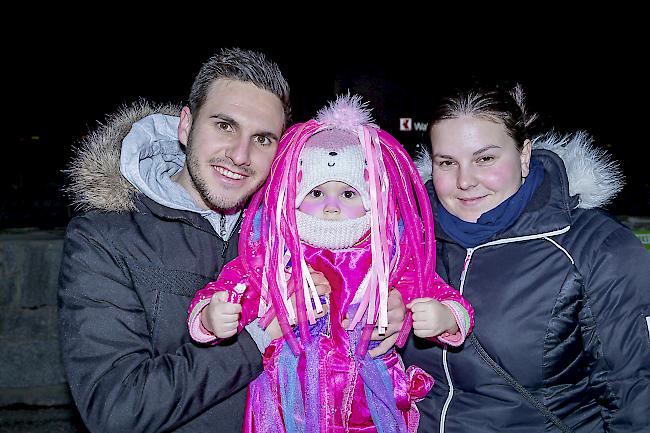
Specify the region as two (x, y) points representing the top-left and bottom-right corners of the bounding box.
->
(457, 165), (478, 190)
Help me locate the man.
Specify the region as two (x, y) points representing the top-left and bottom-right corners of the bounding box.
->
(59, 48), (403, 433)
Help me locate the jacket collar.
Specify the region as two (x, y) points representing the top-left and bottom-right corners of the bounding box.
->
(429, 149), (576, 245)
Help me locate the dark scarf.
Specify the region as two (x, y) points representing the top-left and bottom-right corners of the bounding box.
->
(436, 158), (544, 249)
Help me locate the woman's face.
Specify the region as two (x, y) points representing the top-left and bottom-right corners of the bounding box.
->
(430, 116), (532, 223)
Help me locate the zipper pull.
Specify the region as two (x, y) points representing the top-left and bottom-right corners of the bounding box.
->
(458, 248), (474, 294)
(219, 214), (226, 239)
(220, 214), (228, 258)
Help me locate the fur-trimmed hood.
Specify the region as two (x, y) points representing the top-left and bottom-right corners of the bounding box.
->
(414, 132), (624, 210)
(65, 100), (182, 212)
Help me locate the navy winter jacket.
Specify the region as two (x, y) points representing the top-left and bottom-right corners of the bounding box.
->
(403, 134), (650, 432)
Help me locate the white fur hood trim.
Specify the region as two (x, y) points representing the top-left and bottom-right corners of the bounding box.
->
(413, 132), (624, 209)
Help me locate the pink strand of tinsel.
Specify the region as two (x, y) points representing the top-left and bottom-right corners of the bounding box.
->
(347, 126), (386, 333)
(239, 123), (309, 353)
(383, 152), (419, 285)
(372, 129), (392, 333)
(271, 124), (309, 353)
(381, 130), (438, 349)
(253, 121), (324, 354)
(281, 124), (312, 347)
(384, 146), (425, 289)
(353, 128), (423, 356)
(353, 129), (438, 356)
(381, 129), (436, 289)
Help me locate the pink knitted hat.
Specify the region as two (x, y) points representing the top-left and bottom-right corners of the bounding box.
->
(237, 94), (437, 356)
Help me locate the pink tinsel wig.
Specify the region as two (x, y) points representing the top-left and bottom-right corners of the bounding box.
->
(238, 95), (435, 355)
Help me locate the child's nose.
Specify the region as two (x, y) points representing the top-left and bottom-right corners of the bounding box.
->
(323, 199), (340, 213)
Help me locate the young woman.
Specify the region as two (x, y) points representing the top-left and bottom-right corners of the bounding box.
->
(403, 85), (650, 432)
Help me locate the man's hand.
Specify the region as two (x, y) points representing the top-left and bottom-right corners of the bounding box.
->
(266, 267), (331, 339)
(368, 290), (406, 357)
(202, 291), (242, 339)
(340, 290), (406, 358)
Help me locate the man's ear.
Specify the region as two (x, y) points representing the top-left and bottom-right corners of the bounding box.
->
(520, 139), (532, 178)
(178, 106), (192, 147)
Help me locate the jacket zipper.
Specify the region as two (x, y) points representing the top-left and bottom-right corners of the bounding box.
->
(437, 225), (571, 432)
(220, 214), (229, 258)
(220, 212), (244, 259)
(439, 247), (474, 433)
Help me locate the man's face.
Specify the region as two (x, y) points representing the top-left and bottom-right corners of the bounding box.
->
(176, 79), (285, 212)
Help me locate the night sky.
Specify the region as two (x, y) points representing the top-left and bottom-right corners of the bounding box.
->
(5, 23), (648, 228)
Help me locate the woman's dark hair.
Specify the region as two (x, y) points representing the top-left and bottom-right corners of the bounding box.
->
(428, 84), (537, 150)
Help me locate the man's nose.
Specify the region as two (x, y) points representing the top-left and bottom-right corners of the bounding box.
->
(225, 136), (251, 166)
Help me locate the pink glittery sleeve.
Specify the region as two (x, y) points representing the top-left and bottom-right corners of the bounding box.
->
(186, 256), (261, 344)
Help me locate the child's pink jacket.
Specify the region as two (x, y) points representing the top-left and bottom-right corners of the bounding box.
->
(187, 236), (473, 433)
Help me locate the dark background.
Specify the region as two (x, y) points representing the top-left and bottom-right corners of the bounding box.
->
(0, 16), (648, 433)
(4, 24), (649, 229)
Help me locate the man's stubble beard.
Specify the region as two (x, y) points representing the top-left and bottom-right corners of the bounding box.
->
(185, 131), (265, 212)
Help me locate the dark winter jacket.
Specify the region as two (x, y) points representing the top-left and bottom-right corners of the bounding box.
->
(58, 102), (263, 433)
(402, 133), (650, 432)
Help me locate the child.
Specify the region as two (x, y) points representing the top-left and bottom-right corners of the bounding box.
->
(187, 95), (474, 433)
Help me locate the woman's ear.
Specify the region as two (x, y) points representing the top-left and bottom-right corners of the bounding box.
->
(520, 139), (532, 178)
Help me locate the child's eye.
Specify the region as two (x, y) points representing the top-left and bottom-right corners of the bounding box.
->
(343, 190), (356, 199)
(310, 190), (323, 198)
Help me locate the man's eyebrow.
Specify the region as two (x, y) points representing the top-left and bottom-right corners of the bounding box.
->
(259, 130), (280, 142)
(210, 113), (240, 129)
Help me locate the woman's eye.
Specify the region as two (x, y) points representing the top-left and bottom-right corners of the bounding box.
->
(437, 160), (455, 168)
(477, 156), (495, 164)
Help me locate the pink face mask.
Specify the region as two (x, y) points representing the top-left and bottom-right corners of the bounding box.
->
(298, 181), (367, 220)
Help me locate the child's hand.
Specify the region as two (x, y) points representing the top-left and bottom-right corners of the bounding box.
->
(407, 298), (458, 339)
(202, 291), (242, 339)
